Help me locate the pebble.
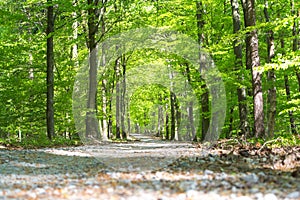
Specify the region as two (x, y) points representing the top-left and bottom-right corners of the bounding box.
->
(242, 173), (259, 184)
(264, 193), (278, 200)
(204, 169), (214, 175)
(234, 196), (252, 200)
(286, 191), (300, 199)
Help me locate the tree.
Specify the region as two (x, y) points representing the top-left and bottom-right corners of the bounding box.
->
(46, 0), (55, 140)
(86, 0), (101, 139)
(291, 0), (300, 92)
(115, 51), (121, 139)
(264, 0), (276, 138)
(196, 0), (210, 141)
(231, 0), (249, 136)
(241, 0), (265, 138)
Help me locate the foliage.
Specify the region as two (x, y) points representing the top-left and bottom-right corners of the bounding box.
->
(0, 0), (300, 146)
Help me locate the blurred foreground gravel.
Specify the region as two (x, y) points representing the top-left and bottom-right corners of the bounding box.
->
(0, 136), (300, 200)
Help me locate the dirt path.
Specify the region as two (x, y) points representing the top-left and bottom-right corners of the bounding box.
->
(0, 135), (300, 199)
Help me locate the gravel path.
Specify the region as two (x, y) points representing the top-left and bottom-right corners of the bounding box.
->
(0, 135), (300, 199)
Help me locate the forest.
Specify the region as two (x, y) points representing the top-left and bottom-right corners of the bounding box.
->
(0, 0), (299, 146)
(1, 1), (300, 199)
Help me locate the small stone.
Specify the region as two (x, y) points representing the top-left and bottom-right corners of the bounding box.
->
(27, 192), (37, 199)
(242, 173), (259, 184)
(255, 193), (264, 200)
(204, 169), (214, 175)
(234, 196), (252, 200)
(287, 191), (300, 199)
(250, 187), (259, 194)
(264, 193), (278, 200)
(186, 190), (199, 198)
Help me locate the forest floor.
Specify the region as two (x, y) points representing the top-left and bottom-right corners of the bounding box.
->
(0, 134), (300, 200)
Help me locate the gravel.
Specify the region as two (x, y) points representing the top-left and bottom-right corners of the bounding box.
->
(0, 137), (299, 199)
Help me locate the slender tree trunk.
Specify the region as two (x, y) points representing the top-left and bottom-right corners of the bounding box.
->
(169, 69), (176, 140)
(175, 95), (180, 141)
(291, 0), (300, 93)
(68, 0), (78, 139)
(121, 55), (127, 139)
(86, 0), (100, 139)
(127, 103), (131, 135)
(135, 123), (140, 134)
(241, 0), (265, 138)
(108, 73), (115, 138)
(196, 0), (210, 141)
(284, 75), (298, 134)
(185, 65), (196, 141)
(100, 1), (108, 141)
(264, 1), (276, 138)
(170, 93), (176, 140)
(46, 0), (55, 140)
(241, 0), (251, 71)
(281, 39), (298, 134)
(157, 104), (164, 137)
(115, 54), (121, 139)
(231, 0), (250, 136)
(165, 104), (169, 140)
(296, 72), (300, 93)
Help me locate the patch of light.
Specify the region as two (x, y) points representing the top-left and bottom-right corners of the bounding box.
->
(42, 149), (92, 157)
(144, 5), (154, 12)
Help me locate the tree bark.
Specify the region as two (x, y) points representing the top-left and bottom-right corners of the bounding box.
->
(170, 92), (176, 140)
(196, 0), (210, 141)
(86, 0), (101, 139)
(115, 53), (121, 139)
(281, 38), (298, 134)
(165, 104), (169, 140)
(231, 0), (250, 136)
(284, 75), (298, 134)
(264, 0), (276, 138)
(241, 0), (265, 138)
(121, 54), (127, 139)
(169, 68), (176, 140)
(185, 65), (196, 141)
(175, 95), (180, 141)
(157, 104), (164, 138)
(291, 0), (300, 93)
(100, 0), (108, 141)
(46, 0), (55, 140)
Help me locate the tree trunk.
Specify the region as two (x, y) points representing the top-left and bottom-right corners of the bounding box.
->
(264, 0), (276, 138)
(196, 0), (210, 141)
(169, 68), (176, 140)
(86, 0), (100, 140)
(46, 0), (55, 140)
(284, 75), (298, 134)
(121, 54), (127, 139)
(115, 54), (121, 139)
(296, 72), (300, 93)
(165, 104), (169, 140)
(170, 92), (176, 140)
(281, 38), (298, 134)
(185, 65), (196, 141)
(241, 0), (265, 138)
(291, 0), (300, 93)
(175, 95), (180, 141)
(127, 103), (131, 135)
(100, 1), (108, 141)
(231, 0), (250, 136)
(157, 104), (164, 137)
(108, 74), (114, 138)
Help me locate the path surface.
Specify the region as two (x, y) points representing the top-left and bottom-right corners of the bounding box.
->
(0, 134), (300, 199)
